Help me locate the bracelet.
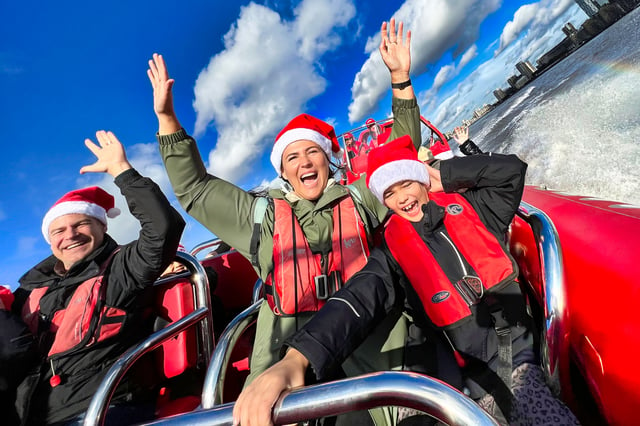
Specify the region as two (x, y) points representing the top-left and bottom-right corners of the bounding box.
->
(391, 79), (412, 90)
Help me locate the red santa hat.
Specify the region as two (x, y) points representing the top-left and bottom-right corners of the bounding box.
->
(366, 135), (430, 203)
(429, 139), (454, 160)
(271, 113), (341, 173)
(42, 186), (121, 243)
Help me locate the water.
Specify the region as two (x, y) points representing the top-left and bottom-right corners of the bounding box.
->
(468, 7), (640, 206)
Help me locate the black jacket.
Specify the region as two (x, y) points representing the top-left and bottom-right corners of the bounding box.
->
(285, 154), (532, 396)
(12, 169), (185, 425)
(459, 138), (484, 156)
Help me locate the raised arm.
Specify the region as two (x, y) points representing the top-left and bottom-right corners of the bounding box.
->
(380, 19), (421, 150)
(380, 18), (414, 101)
(80, 130), (132, 178)
(440, 154), (527, 236)
(147, 53), (182, 135)
(453, 126), (483, 155)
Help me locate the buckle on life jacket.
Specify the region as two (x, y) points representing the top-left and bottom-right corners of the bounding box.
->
(454, 275), (484, 306)
(315, 274), (329, 300)
(315, 271), (344, 300)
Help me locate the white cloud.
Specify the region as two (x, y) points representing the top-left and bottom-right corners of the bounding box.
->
(420, 0), (583, 130)
(495, 3), (540, 54)
(192, 0), (355, 183)
(348, 0), (500, 122)
(459, 44), (478, 69)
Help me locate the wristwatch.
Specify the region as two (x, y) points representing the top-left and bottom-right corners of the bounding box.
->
(391, 79), (412, 90)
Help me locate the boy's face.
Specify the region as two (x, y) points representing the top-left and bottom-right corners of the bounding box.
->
(383, 180), (430, 222)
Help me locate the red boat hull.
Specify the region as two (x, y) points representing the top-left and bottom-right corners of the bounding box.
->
(516, 186), (640, 424)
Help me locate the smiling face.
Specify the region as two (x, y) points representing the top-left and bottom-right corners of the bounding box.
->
(48, 214), (106, 271)
(383, 180), (430, 222)
(281, 140), (330, 201)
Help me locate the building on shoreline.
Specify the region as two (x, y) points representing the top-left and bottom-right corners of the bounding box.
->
(489, 0), (639, 106)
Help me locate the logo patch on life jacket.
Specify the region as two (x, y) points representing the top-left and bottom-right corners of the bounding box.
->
(446, 204), (463, 215)
(431, 291), (450, 303)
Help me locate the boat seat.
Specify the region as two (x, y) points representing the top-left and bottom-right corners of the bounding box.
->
(350, 154), (368, 176)
(201, 250), (259, 332)
(154, 278), (198, 379)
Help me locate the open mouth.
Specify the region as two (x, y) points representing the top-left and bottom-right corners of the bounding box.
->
(401, 201), (419, 215)
(65, 241), (88, 251)
(300, 172), (318, 186)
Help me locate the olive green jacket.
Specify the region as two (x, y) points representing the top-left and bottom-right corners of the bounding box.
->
(158, 97), (421, 281)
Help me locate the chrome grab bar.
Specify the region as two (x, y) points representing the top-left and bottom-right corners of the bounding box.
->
(143, 371), (499, 425)
(84, 308), (209, 426)
(201, 301), (262, 408)
(191, 238), (224, 258)
(515, 201), (565, 396)
(84, 251), (215, 426)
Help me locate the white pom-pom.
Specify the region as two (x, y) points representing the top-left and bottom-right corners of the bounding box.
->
(107, 207), (121, 218)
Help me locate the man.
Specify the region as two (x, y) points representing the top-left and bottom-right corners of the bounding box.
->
(11, 130), (185, 425)
(234, 136), (578, 425)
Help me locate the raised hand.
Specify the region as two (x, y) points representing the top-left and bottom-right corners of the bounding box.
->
(379, 18), (411, 82)
(452, 126), (469, 145)
(147, 53), (182, 134)
(80, 130), (132, 178)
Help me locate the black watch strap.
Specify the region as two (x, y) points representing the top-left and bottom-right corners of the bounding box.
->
(391, 79), (412, 90)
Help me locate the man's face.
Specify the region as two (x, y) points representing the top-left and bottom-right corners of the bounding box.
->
(383, 180), (430, 222)
(48, 214), (106, 271)
(281, 140), (330, 201)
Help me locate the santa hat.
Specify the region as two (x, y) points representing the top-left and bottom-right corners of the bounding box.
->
(42, 186), (121, 243)
(271, 114), (341, 173)
(429, 139), (454, 160)
(366, 135), (430, 203)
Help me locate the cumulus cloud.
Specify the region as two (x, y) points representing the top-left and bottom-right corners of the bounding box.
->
(348, 0), (500, 122)
(192, 0), (355, 182)
(495, 3), (540, 54)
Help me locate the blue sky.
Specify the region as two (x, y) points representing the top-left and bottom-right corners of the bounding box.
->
(0, 0), (588, 288)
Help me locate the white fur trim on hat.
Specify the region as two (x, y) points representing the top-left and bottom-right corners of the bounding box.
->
(42, 201), (109, 244)
(270, 128), (332, 173)
(434, 150), (454, 160)
(368, 159), (430, 203)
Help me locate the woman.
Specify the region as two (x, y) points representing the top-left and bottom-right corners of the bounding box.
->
(149, 19), (421, 425)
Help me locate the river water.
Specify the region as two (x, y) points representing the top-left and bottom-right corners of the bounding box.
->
(467, 6), (640, 206)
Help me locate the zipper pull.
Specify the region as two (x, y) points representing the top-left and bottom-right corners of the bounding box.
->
(49, 359), (62, 387)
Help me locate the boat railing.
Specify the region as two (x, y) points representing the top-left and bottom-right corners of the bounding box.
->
(142, 371), (499, 425)
(83, 251), (215, 426)
(201, 299), (262, 408)
(514, 201), (566, 396)
(190, 238), (228, 259)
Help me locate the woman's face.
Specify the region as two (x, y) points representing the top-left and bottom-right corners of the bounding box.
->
(281, 140), (330, 201)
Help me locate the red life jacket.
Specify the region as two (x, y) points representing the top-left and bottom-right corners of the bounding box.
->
(265, 195), (369, 316)
(21, 249), (126, 357)
(385, 192), (517, 328)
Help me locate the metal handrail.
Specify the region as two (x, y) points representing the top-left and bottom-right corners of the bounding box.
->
(515, 201), (566, 396)
(84, 251), (215, 426)
(201, 301), (262, 408)
(191, 238), (224, 258)
(143, 371), (499, 425)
